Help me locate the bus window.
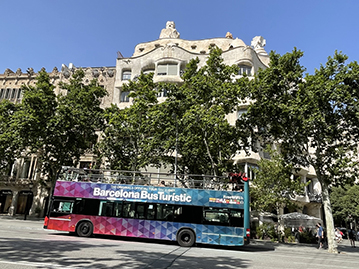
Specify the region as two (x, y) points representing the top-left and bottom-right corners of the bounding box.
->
(229, 209), (244, 227)
(173, 206), (182, 222)
(146, 204), (156, 220)
(114, 202), (123, 217)
(52, 200), (74, 213)
(203, 208), (230, 226)
(50, 200), (75, 217)
(81, 199), (100, 216)
(156, 204), (174, 221)
(100, 201), (114, 217)
(136, 204), (145, 219)
(123, 202), (135, 218)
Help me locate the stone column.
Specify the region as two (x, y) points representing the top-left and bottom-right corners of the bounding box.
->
(8, 190), (19, 216)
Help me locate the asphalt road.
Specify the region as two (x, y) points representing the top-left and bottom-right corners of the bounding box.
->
(0, 217), (358, 268)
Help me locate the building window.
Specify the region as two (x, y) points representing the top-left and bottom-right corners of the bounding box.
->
(0, 89), (4, 99)
(17, 88), (22, 99)
(143, 69), (155, 75)
(157, 89), (168, 98)
(122, 70), (131, 81)
(20, 159), (31, 179)
(5, 88), (11, 99)
(10, 89), (16, 100)
(237, 109), (247, 119)
(157, 64), (178, 76)
(238, 65), (252, 76)
(120, 91), (130, 102)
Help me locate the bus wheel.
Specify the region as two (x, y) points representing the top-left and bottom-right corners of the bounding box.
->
(76, 221), (93, 237)
(177, 229), (195, 247)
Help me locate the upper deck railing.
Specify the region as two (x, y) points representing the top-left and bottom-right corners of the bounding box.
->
(59, 167), (245, 191)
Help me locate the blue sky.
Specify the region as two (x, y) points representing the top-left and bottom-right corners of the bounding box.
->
(1, 0), (358, 75)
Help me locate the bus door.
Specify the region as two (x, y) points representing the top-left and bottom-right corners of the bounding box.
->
(202, 208), (231, 245)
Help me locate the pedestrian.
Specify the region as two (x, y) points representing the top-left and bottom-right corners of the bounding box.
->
(348, 229), (356, 248)
(316, 223), (324, 249)
(335, 228), (343, 243)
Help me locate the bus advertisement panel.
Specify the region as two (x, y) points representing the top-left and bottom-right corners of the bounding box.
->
(53, 181), (245, 209)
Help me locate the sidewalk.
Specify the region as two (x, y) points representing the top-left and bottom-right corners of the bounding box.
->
(0, 214), (44, 222)
(249, 238), (359, 255)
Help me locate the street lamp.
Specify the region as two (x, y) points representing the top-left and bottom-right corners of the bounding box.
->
(174, 116), (178, 187)
(172, 113), (179, 187)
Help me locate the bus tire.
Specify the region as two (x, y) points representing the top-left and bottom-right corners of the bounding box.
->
(177, 229), (195, 247)
(76, 221), (93, 237)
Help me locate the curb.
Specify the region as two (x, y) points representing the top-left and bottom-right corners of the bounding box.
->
(249, 239), (359, 255)
(0, 215), (44, 222)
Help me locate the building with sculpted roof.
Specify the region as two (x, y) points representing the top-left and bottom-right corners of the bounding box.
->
(0, 21), (322, 226)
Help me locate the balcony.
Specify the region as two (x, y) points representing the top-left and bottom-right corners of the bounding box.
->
(307, 192), (322, 203)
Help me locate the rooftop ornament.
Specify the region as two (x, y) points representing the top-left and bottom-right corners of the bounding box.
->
(159, 21), (180, 39)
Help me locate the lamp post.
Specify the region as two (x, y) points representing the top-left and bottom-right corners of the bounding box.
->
(24, 182), (34, 220)
(174, 116), (178, 187)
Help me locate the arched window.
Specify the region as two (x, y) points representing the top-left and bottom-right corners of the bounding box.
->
(120, 91), (130, 102)
(4, 88), (11, 99)
(238, 65), (252, 76)
(157, 63), (178, 76)
(10, 89), (17, 100)
(17, 88), (22, 99)
(143, 69), (155, 75)
(122, 70), (131, 81)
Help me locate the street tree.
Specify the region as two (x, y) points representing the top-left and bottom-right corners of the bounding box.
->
(99, 72), (159, 171)
(159, 47), (248, 177)
(17, 69), (107, 186)
(330, 184), (359, 227)
(251, 147), (307, 216)
(239, 49), (359, 253)
(0, 100), (21, 176)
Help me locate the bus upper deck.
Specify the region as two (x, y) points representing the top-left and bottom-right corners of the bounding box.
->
(59, 167), (247, 191)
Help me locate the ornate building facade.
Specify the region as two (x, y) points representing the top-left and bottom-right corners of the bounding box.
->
(0, 21), (322, 221)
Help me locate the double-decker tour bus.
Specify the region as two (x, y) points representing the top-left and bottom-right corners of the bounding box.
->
(44, 168), (250, 247)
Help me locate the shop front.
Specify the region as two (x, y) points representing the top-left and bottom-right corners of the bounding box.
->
(0, 190), (13, 213)
(16, 190), (33, 214)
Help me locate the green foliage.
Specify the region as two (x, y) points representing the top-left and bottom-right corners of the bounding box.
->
(15, 70), (57, 150)
(240, 49), (359, 186)
(15, 69), (107, 183)
(298, 230), (316, 244)
(251, 147), (307, 213)
(0, 100), (21, 174)
(240, 48), (359, 252)
(330, 184), (359, 225)
(159, 47), (249, 176)
(99, 72), (159, 171)
(255, 223), (278, 241)
(283, 227), (292, 238)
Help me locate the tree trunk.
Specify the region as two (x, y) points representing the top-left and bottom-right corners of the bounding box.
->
(321, 182), (338, 253)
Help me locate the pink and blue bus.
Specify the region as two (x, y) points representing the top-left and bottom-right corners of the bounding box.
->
(44, 168), (250, 247)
